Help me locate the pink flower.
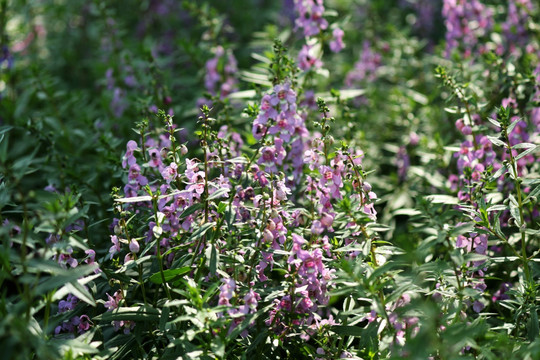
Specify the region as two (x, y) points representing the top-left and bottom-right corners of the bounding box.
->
(129, 239), (140, 253)
(147, 148), (163, 169)
(122, 140), (138, 169)
(294, 0), (328, 37)
(298, 44), (322, 71)
(219, 278), (236, 306)
(161, 163), (178, 184)
(104, 291), (123, 311)
(329, 28), (345, 53)
(109, 235), (122, 258)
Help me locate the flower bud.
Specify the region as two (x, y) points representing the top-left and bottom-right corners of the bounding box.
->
(267, 219), (276, 231)
(129, 239), (140, 253)
(263, 229), (274, 242)
(320, 213), (334, 227)
(363, 182), (372, 192)
(153, 225), (163, 238)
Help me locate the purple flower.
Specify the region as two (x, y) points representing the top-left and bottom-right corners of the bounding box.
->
(442, 0), (493, 58)
(129, 164), (148, 186)
(85, 249), (101, 273)
(161, 163), (178, 184)
(109, 235), (122, 258)
(104, 291), (122, 311)
(122, 140), (138, 169)
(239, 289), (260, 315)
(346, 41), (382, 85)
(111, 87), (127, 118)
(492, 282), (512, 302)
(147, 148), (163, 169)
(129, 239), (140, 253)
(56, 248), (78, 268)
(503, 0), (533, 53)
(202, 46), (238, 100)
(294, 0), (328, 37)
(329, 28), (345, 53)
(396, 145), (410, 181)
(274, 180), (291, 201)
(298, 44), (322, 71)
(219, 278), (236, 306)
(473, 300), (485, 313)
(78, 315), (91, 333)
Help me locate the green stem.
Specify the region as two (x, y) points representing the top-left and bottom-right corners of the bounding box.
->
(152, 196), (172, 301)
(503, 127), (531, 285)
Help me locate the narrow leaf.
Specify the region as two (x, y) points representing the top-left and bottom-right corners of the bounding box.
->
(149, 267), (191, 284)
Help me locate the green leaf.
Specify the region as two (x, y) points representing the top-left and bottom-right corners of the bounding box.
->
(487, 117), (501, 128)
(240, 71), (272, 86)
(524, 184), (540, 204)
(0, 125), (13, 135)
(426, 195), (459, 205)
(208, 188), (229, 201)
(57, 338), (101, 355)
(178, 203), (204, 219)
(491, 164), (507, 180)
(508, 194), (522, 227)
(512, 142), (537, 150)
(392, 208), (422, 216)
(115, 190), (187, 203)
(527, 309), (539, 341)
(450, 222), (474, 236)
(487, 204), (507, 212)
(487, 135), (507, 148)
(35, 265), (98, 296)
(404, 88), (428, 105)
(64, 281), (96, 306)
(367, 224), (390, 232)
(115, 195), (152, 203)
(515, 144), (538, 161)
(206, 244), (219, 275)
(149, 267), (191, 284)
(187, 222), (215, 242)
(160, 306), (170, 332)
(444, 106), (466, 114)
(217, 201), (227, 214)
(225, 156), (248, 164)
(507, 118), (520, 135)
(463, 253), (488, 263)
(335, 89), (366, 99)
(228, 90), (257, 99)
(211, 337), (225, 358)
(95, 306), (160, 322)
(332, 325), (364, 337)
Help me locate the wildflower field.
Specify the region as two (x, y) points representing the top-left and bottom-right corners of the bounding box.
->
(1, 0), (540, 359)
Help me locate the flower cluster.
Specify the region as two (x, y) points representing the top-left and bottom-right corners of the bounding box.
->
(502, 0), (534, 54)
(1, 45), (13, 71)
(251, 81), (311, 184)
(54, 294), (92, 337)
(346, 41), (382, 85)
(266, 233), (334, 337)
(292, 0), (345, 71)
(293, 0), (328, 37)
(203, 46), (238, 100)
(400, 0), (438, 35)
(104, 291), (135, 333)
(108, 68), (381, 345)
(442, 0), (493, 58)
(329, 28), (345, 53)
(252, 82), (302, 142)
